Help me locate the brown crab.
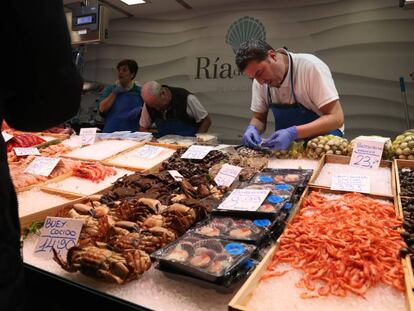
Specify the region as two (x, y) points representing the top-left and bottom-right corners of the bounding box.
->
(162, 203), (196, 235)
(138, 227), (176, 254)
(53, 245), (151, 284)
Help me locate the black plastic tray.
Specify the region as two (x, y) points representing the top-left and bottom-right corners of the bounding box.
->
(191, 216), (272, 246)
(151, 234), (255, 283)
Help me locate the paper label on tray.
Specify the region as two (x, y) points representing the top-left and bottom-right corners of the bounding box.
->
(168, 170), (184, 181)
(218, 189), (270, 211)
(34, 217), (84, 259)
(180, 145), (214, 159)
(331, 174), (370, 194)
(133, 145), (164, 159)
(2, 131), (13, 142)
(214, 164), (242, 187)
(350, 137), (388, 169)
(14, 147), (40, 156)
(24, 156), (60, 176)
(79, 127), (98, 145)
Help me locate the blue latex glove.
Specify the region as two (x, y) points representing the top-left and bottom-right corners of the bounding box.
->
(112, 85), (127, 94)
(242, 125), (262, 148)
(127, 106), (142, 120)
(262, 126), (298, 150)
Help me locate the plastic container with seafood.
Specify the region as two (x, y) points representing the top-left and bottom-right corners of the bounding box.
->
(151, 233), (255, 283)
(253, 169), (313, 188)
(241, 183), (296, 199)
(212, 191), (293, 220)
(192, 216), (272, 245)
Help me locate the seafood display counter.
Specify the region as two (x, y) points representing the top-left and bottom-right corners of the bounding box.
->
(15, 132), (414, 311)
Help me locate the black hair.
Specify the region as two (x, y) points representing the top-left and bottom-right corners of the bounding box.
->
(117, 59), (139, 79)
(235, 39), (274, 72)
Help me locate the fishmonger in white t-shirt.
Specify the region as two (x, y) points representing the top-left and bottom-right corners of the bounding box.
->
(235, 39), (345, 150)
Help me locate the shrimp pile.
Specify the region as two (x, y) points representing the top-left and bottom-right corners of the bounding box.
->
(72, 162), (116, 183)
(262, 191), (405, 298)
(10, 157), (79, 190)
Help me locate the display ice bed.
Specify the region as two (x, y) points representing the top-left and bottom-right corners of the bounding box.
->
(64, 140), (138, 161)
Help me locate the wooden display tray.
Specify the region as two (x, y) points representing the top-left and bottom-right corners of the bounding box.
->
(61, 140), (144, 163)
(395, 159), (414, 197)
(403, 257), (414, 311)
(19, 188), (82, 231)
(146, 141), (185, 150)
(309, 154), (395, 198)
(40, 168), (126, 197)
(102, 143), (177, 173)
(229, 186), (406, 311)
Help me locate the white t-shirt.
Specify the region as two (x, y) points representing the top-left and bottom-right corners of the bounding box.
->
(139, 94), (208, 128)
(251, 49), (340, 117)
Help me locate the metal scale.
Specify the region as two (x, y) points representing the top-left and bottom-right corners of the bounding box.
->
(65, 1), (109, 131)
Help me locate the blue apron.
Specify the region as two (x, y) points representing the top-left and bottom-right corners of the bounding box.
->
(103, 91), (143, 133)
(268, 52), (342, 138)
(155, 117), (198, 137)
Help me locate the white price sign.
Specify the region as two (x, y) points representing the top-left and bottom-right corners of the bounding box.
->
(24, 156), (60, 176)
(350, 136), (388, 169)
(218, 189), (270, 211)
(331, 174), (370, 194)
(35, 217), (84, 259)
(214, 164), (243, 187)
(134, 145), (164, 159)
(14, 147), (40, 156)
(181, 145), (214, 160)
(2, 131), (13, 142)
(79, 127), (98, 146)
(168, 170), (184, 181)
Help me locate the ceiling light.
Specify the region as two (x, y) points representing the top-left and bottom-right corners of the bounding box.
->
(120, 0), (147, 5)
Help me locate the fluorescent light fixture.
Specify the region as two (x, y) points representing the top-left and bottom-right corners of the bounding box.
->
(120, 0), (147, 5)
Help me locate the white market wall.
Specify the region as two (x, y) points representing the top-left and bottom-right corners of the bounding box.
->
(83, 0), (414, 143)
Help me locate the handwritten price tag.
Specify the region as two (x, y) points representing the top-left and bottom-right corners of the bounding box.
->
(218, 189), (270, 211)
(24, 156), (60, 176)
(34, 217), (84, 259)
(134, 145), (164, 159)
(350, 136), (388, 169)
(214, 164), (243, 187)
(2, 131), (13, 142)
(14, 147), (40, 156)
(331, 174), (370, 194)
(168, 170), (184, 181)
(181, 145), (214, 160)
(79, 127), (98, 146)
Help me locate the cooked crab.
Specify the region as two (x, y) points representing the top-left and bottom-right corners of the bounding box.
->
(53, 245), (151, 284)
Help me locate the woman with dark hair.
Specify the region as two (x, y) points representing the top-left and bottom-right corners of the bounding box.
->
(98, 59), (144, 132)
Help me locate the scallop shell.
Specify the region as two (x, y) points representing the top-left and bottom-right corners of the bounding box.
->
(211, 217), (235, 228)
(178, 242), (194, 257)
(193, 239), (224, 253)
(196, 225), (221, 237)
(225, 16), (266, 53)
(207, 253), (233, 274)
(229, 226), (254, 239)
(189, 249), (216, 268)
(285, 174), (300, 182)
(166, 248), (189, 262)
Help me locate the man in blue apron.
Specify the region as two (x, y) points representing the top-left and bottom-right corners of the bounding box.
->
(139, 81), (211, 137)
(98, 59), (144, 132)
(235, 40), (344, 150)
